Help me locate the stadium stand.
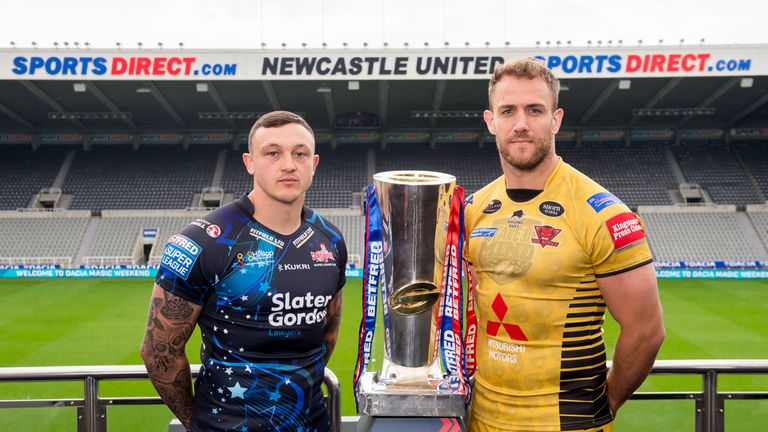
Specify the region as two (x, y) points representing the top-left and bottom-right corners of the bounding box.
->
(734, 141), (768, 200)
(306, 143), (372, 208)
(2, 137), (768, 266)
(85, 212), (200, 265)
(0, 146), (71, 210)
(639, 206), (768, 261)
(219, 148), (252, 198)
(672, 141), (763, 205)
(0, 210), (90, 266)
(63, 145), (219, 210)
(747, 208), (768, 252)
(324, 214), (365, 267)
(375, 143), (502, 194)
(558, 142), (677, 208)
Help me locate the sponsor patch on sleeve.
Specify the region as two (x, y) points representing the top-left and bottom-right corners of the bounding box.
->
(470, 227), (497, 238)
(587, 192), (622, 213)
(160, 234), (202, 280)
(606, 212), (646, 251)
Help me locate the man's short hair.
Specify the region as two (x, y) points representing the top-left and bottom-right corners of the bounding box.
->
(488, 58), (560, 110)
(247, 111), (314, 152)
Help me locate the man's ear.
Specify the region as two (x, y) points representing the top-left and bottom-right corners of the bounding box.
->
(242, 152), (255, 175)
(483, 109), (496, 135)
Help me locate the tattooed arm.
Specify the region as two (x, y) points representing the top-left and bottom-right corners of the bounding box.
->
(322, 290), (343, 364)
(140, 284), (202, 430)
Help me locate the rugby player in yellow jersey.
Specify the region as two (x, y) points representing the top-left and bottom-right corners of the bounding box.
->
(463, 58), (665, 432)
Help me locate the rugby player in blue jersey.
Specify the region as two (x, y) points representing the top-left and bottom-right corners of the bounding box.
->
(141, 111), (346, 432)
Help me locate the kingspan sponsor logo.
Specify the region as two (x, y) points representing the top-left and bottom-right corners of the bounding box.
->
(268, 292), (333, 326)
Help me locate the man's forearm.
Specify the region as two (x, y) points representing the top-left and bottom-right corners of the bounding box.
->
(322, 291), (343, 364)
(141, 288), (200, 429)
(607, 325), (664, 413)
(147, 358), (194, 428)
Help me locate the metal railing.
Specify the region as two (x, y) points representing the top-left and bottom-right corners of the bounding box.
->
(0, 365), (341, 432)
(630, 360), (768, 432)
(0, 361), (766, 431)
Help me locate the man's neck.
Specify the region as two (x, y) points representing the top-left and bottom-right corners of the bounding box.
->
(502, 153), (559, 190)
(248, 190), (304, 235)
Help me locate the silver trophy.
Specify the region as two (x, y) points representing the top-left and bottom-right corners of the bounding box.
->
(357, 171), (466, 429)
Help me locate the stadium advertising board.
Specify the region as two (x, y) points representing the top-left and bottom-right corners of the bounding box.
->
(655, 260), (767, 269)
(0, 133), (33, 144)
(0, 265), (764, 279)
(0, 265), (364, 279)
(655, 270), (768, 279)
(631, 129), (675, 141)
(2, 45), (765, 80)
(731, 128), (768, 139)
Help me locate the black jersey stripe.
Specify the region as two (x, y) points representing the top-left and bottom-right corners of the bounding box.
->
(560, 374), (604, 391)
(565, 311), (605, 319)
(563, 328), (603, 339)
(576, 288), (598, 293)
(560, 411), (611, 431)
(562, 334), (602, 348)
(595, 258), (653, 278)
(569, 301), (606, 309)
(572, 294), (603, 300)
(562, 343), (606, 359)
(562, 351), (607, 370)
(561, 363), (608, 381)
(564, 318), (604, 329)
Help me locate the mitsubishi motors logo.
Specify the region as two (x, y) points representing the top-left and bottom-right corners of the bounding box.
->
(487, 293), (528, 341)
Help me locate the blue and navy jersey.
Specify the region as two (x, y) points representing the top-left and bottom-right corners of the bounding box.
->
(155, 194), (347, 432)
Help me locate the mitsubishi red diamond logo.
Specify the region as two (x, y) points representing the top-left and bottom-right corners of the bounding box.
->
(487, 293), (528, 341)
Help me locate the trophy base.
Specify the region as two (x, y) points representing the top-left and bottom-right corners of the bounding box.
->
(357, 371), (467, 418)
(356, 416), (466, 432)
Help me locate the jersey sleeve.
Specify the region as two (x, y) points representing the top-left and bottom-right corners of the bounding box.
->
(155, 223), (219, 304)
(583, 197), (654, 278)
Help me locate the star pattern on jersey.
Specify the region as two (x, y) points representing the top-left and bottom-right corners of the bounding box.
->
(157, 206), (343, 432)
(228, 382), (247, 399)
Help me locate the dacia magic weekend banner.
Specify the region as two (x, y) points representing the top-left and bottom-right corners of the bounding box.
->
(1, 45), (765, 80)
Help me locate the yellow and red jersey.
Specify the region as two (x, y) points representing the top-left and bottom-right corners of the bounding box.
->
(464, 158), (652, 431)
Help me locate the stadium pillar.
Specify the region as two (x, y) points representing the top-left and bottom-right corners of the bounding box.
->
(82, 133), (91, 151)
(32, 133), (40, 150)
(183, 134), (190, 150)
(132, 134), (140, 151)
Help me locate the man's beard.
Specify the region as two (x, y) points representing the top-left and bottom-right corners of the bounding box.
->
(498, 133), (553, 172)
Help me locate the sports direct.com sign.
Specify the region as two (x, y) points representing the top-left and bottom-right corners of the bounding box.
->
(1, 45), (765, 80)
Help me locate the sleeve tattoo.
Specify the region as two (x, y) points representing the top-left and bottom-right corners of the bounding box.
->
(141, 287), (200, 428)
(323, 290), (343, 364)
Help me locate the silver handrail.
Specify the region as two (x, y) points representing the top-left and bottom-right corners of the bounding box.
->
(1, 360), (767, 431)
(0, 365), (342, 432)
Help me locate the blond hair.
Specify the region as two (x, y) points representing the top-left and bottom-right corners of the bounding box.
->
(488, 58), (560, 110)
